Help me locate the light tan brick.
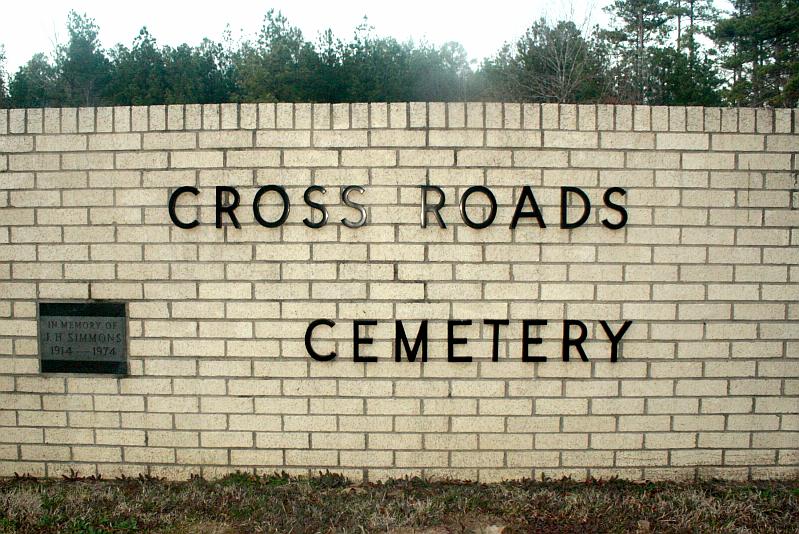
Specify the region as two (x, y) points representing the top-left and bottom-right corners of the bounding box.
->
(171, 150), (222, 168)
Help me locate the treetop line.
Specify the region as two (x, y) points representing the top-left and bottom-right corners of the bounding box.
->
(168, 184), (629, 230)
(2, 2), (796, 111)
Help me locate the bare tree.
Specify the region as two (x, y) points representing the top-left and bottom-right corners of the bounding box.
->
(482, 13), (610, 102)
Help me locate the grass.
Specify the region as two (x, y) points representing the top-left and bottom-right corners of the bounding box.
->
(0, 471), (797, 533)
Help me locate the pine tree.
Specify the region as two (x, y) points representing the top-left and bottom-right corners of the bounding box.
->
(0, 45), (8, 107)
(9, 54), (58, 107)
(602, 0), (671, 102)
(56, 11), (112, 106)
(716, 0), (799, 106)
(669, 0), (718, 58)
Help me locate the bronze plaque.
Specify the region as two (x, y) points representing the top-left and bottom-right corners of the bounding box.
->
(38, 302), (127, 375)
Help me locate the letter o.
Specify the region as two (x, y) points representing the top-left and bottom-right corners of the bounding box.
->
(253, 185), (290, 228)
(459, 186), (497, 229)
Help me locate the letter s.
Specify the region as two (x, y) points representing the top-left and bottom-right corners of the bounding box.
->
(601, 187), (628, 230)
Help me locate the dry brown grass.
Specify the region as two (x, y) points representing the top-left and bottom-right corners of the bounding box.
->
(0, 471), (797, 533)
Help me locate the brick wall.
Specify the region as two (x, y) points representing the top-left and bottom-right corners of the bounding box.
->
(0, 103), (797, 481)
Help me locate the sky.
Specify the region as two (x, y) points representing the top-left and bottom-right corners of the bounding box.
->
(1, 0), (610, 74)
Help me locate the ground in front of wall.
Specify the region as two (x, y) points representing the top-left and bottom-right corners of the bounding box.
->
(0, 471), (797, 533)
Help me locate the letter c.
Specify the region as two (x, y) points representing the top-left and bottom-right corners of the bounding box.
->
(305, 319), (337, 361)
(168, 186), (200, 229)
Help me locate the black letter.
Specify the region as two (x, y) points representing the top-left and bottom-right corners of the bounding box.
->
(599, 320), (633, 362)
(354, 319), (377, 362)
(562, 320), (589, 361)
(253, 185), (290, 228)
(305, 319), (336, 361)
(215, 186), (241, 228)
(560, 187), (591, 229)
(303, 185), (329, 228)
(447, 319), (472, 362)
(601, 187), (628, 230)
(460, 185), (497, 229)
(341, 185), (367, 228)
(394, 320), (428, 362)
(484, 319), (509, 362)
(168, 186), (200, 229)
(420, 185), (446, 228)
(510, 186), (546, 229)
(522, 319), (547, 362)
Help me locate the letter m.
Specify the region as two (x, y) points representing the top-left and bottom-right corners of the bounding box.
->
(395, 320), (428, 362)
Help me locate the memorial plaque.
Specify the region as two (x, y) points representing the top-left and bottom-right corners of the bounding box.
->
(38, 302), (127, 375)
